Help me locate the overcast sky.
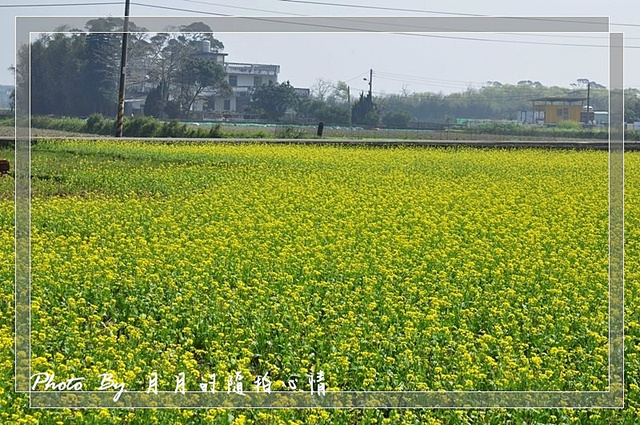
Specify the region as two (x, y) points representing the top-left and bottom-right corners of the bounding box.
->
(1, 0), (639, 95)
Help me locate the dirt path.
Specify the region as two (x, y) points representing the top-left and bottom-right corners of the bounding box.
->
(0, 126), (98, 138)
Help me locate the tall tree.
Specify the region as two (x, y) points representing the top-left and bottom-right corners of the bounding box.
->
(26, 19), (224, 118)
(143, 84), (165, 118)
(248, 81), (299, 121)
(311, 78), (333, 101)
(351, 92), (378, 126)
(7, 65), (15, 112)
(83, 18), (148, 116)
(176, 57), (231, 117)
(625, 89), (640, 122)
(83, 31), (120, 115)
(141, 23), (226, 117)
(30, 30), (87, 116)
(328, 81), (350, 105)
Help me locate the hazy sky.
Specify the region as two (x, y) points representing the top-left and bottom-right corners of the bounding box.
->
(1, 0), (639, 95)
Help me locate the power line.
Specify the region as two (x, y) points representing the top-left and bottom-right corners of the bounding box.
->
(344, 71), (370, 83)
(0, 2), (121, 7)
(130, 2), (228, 15)
(5, 1), (640, 49)
(399, 32), (611, 49)
(273, 0), (640, 29)
(129, 7), (640, 49)
(177, 0), (306, 16)
(129, 5), (640, 49)
(375, 71), (484, 85)
(2, 0), (640, 31)
(275, 0), (481, 16)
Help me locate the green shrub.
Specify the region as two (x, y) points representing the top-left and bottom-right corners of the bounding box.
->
(275, 126), (306, 139)
(208, 123), (223, 138)
(159, 120), (187, 138)
(0, 117), (14, 127)
(626, 130), (640, 141)
(123, 116), (160, 137)
(84, 113), (116, 135)
(31, 115), (83, 132)
(557, 120), (581, 130)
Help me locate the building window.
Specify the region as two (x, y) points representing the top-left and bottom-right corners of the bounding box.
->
(224, 99), (231, 111)
(557, 107), (569, 121)
(229, 75), (237, 87)
(254, 76), (262, 87)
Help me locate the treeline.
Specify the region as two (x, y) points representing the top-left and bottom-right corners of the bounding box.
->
(379, 81), (605, 124)
(20, 18), (229, 119)
(299, 79), (640, 127)
(17, 18), (640, 126)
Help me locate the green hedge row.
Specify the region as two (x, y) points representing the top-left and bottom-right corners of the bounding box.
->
(468, 122), (611, 140)
(3, 114), (640, 141)
(28, 114), (225, 139)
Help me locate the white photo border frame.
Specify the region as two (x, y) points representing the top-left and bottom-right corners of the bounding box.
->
(14, 16), (624, 408)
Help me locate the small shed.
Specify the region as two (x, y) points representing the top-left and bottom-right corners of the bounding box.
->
(531, 97), (586, 125)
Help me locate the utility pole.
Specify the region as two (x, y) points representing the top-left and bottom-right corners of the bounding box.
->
(363, 69), (373, 98)
(586, 81), (591, 125)
(116, 0), (131, 137)
(347, 85), (351, 126)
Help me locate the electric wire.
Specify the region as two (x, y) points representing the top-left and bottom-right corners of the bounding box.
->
(0, 2), (121, 7)
(272, 0), (640, 29)
(4, 1), (639, 48)
(6, 0), (638, 93)
(178, 0), (306, 16)
(131, 2), (640, 49)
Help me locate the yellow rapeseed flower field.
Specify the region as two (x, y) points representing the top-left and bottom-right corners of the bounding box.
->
(0, 140), (638, 424)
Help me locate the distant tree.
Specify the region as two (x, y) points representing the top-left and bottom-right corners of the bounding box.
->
(25, 19), (224, 118)
(144, 84), (165, 118)
(376, 80), (613, 123)
(176, 57), (231, 117)
(382, 110), (412, 128)
(8, 90), (14, 113)
(142, 24), (226, 117)
(571, 78), (606, 89)
(7, 65), (15, 112)
(30, 30), (87, 116)
(175, 22), (224, 49)
(317, 105), (350, 125)
(248, 81), (299, 121)
(326, 80), (350, 106)
(13, 46), (29, 115)
(164, 100), (182, 119)
(625, 89), (640, 122)
(82, 18), (147, 115)
(517, 80), (543, 88)
(298, 99), (350, 125)
(311, 78), (333, 101)
(83, 31), (120, 115)
(351, 92), (378, 126)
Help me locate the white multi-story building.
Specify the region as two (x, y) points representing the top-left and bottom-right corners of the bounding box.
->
(194, 40), (280, 115)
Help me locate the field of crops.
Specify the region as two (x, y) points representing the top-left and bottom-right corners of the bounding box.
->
(0, 140), (639, 424)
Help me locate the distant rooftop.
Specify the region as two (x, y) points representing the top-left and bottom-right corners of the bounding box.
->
(225, 62), (280, 75)
(531, 97), (587, 102)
